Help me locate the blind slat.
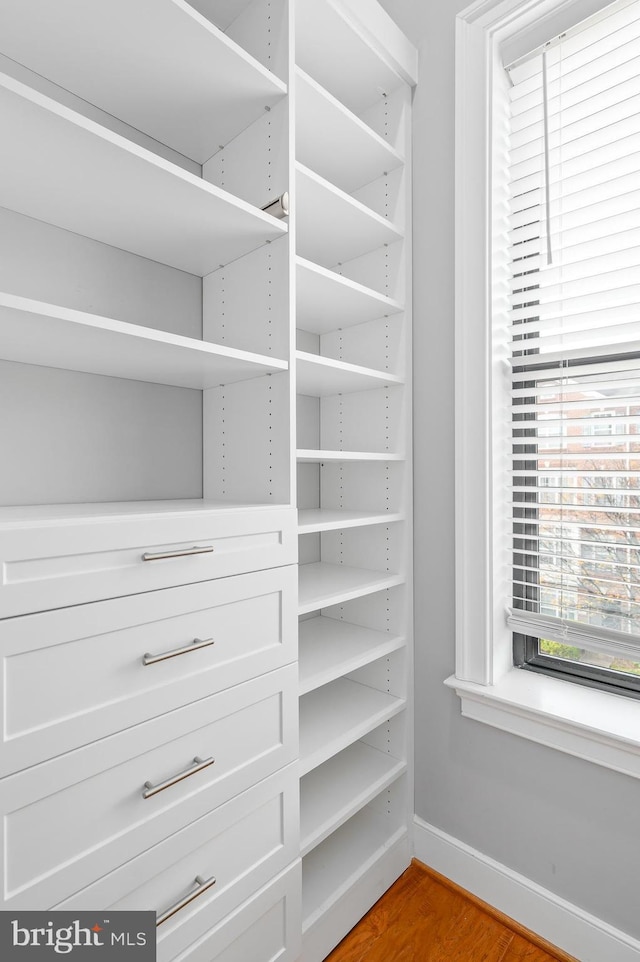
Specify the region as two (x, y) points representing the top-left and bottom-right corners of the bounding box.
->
(511, 54), (640, 133)
(509, 130), (640, 184)
(511, 85), (640, 154)
(507, 609), (640, 656)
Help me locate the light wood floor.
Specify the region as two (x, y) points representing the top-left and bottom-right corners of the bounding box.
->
(325, 861), (578, 962)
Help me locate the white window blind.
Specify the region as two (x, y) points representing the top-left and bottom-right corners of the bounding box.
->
(506, 0), (640, 659)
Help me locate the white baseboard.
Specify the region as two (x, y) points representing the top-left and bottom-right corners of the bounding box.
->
(413, 816), (640, 962)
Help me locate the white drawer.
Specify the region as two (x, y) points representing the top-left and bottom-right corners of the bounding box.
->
(0, 565), (296, 776)
(0, 501), (297, 617)
(55, 766), (299, 962)
(0, 666), (297, 910)
(171, 863), (301, 962)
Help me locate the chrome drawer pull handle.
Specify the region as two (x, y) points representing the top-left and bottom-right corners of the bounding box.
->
(142, 756), (214, 800)
(156, 875), (216, 927)
(142, 545), (214, 562)
(143, 637), (214, 666)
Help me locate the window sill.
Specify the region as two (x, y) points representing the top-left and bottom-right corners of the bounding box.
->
(445, 669), (640, 779)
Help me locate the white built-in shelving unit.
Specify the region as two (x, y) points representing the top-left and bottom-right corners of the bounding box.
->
(294, 1), (417, 958)
(0, 1), (416, 959)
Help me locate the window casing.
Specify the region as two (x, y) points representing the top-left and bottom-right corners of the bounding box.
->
(449, 0), (640, 780)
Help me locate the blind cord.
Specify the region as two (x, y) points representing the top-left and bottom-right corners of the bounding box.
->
(542, 50), (553, 265)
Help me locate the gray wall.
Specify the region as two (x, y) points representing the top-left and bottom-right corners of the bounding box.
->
(378, 0), (640, 939)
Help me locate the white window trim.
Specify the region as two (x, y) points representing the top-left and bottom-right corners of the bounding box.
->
(449, 0), (640, 778)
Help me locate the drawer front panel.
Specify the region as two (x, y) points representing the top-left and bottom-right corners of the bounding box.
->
(170, 863), (301, 962)
(56, 767), (299, 962)
(1, 666), (297, 910)
(0, 565), (296, 776)
(0, 504), (297, 617)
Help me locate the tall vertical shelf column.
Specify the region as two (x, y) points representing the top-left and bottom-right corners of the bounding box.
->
(293, 2), (418, 959)
(0, 3), (301, 961)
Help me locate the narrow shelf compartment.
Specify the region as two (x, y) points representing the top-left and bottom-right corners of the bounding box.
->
(0, 293), (287, 389)
(296, 68), (403, 194)
(296, 163), (402, 268)
(299, 616), (404, 695)
(302, 801), (408, 933)
(300, 742), (406, 857)
(296, 0), (415, 115)
(0, 73), (286, 276)
(296, 351), (402, 397)
(299, 677), (405, 776)
(296, 257), (403, 335)
(297, 450), (404, 463)
(299, 562), (404, 614)
(0, 0), (286, 163)
(187, 1), (254, 31)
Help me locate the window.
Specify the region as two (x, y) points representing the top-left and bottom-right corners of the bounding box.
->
(449, 0), (640, 779)
(505, 0), (640, 694)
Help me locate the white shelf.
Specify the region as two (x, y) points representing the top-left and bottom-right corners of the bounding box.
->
(0, 0), (286, 164)
(296, 0), (415, 115)
(298, 562), (404, 614)
(0, 499), (288, 525)
(299, 677), (405, 776)
(296, 68), (403, 194)
(296, 351), (402, 397)
(299, 616), (404, 695)
(296, 257), (403, 335)
(302, 804), (408, 932)
(0, 293), (287, 389)
(300, 742), (406, 857)
(298, 509), (402, 535)
(0, 73), (286, 276)
(297, 450), (404, 463)
(296, 163), (402, 268)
